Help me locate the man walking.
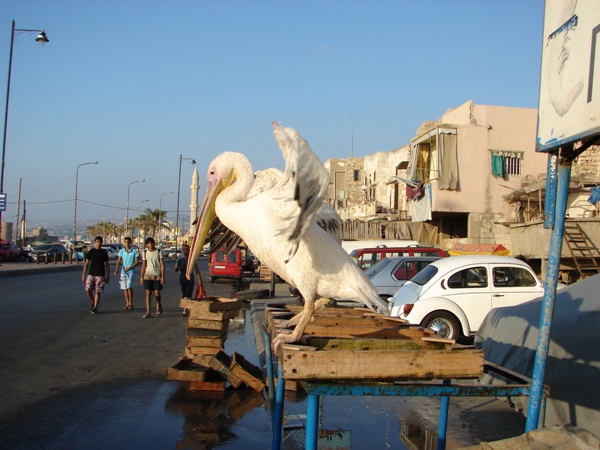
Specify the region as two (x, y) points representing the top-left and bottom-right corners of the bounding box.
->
(82, 236), (110, 314)
(140, 237), (165, 319)
(114, 237), (139, 310)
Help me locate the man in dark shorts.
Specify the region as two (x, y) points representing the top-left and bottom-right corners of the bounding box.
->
(82, 236), (110, 314)
(140, 237), (165, 319)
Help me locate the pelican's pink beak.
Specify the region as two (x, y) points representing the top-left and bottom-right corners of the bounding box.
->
(186, 164), (237, 283)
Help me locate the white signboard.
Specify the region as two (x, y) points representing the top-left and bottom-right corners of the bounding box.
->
(537, 0), (600, 152)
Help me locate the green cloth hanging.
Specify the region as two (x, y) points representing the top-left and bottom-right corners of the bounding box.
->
(491, 154), (508, 180)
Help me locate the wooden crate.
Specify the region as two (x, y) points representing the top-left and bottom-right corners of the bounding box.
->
(266, 305), (484, 381)
(166, 358), (210, 382)
(187, 318), (230, 331)
(259, 264), (273, 282)
(230, 352), (266, 393)
(209, 351), (243, 387)
(187, 336), (227, 348)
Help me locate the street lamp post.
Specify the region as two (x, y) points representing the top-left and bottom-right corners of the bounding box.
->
(73, 161), (98, 240)
(0, 21), (49, 240)
(136, 199), (149, 246)
(176, 154), (195, 253)
(124, 179), (145, 238)
(159, 191), (174, 245)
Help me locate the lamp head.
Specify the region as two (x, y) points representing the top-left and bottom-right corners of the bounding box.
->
(35, 30), (49, 46)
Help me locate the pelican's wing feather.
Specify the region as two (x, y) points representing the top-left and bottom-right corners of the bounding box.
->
(314, 203), (342, 244)
(272, 122), (330, 261)
(247, 168), (283, 199)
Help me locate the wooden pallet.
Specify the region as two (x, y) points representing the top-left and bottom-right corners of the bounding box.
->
(265, 304), (483, 381)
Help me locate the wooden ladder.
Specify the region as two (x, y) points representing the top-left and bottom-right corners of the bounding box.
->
(563, 222), (600, 279)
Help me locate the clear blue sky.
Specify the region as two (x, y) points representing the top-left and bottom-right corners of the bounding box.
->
(1, 0), (545, 229)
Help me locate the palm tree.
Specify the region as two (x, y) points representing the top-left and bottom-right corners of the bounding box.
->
(138, 208), (167, 238)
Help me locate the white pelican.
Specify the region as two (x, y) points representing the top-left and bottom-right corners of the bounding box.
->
(188, 122), (389, 349)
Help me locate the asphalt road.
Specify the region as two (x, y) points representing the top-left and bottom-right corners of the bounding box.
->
(0, 260), (183, 423)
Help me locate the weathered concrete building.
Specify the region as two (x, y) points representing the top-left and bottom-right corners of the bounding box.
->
(325, 100), (600, 280)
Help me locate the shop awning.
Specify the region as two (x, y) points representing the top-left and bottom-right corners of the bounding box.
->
(448, 243), (510, 256)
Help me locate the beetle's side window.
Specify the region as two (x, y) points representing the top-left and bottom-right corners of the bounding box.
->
(448, 267), (488, 288)
(494, 266), (537, 287)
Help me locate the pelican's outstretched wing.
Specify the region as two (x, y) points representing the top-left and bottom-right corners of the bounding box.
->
(314, 203), (342, 244)
(272, 122), (330, 261)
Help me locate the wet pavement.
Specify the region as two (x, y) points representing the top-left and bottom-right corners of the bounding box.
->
(0, 305), (273, 450)
(0, 261), (528, 449)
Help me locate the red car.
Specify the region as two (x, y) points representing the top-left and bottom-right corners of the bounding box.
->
(0, 240), (32, 262)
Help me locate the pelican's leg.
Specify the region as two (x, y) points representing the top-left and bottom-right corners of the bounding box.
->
(272, 299), (315, 351)
(283, 297), (332, 328)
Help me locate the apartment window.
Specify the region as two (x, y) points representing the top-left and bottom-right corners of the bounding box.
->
(490, 149), (524, 179)
(353, 170), (360, 181)
(505, 156), (522, 176)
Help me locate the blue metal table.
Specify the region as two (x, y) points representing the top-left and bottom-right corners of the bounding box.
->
(263, 329), (548, 450)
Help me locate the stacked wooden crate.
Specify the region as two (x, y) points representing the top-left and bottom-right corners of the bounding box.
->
(166, 296), (265, 393)
(182, 296), (241, 366)
(265, 304), (484, 382)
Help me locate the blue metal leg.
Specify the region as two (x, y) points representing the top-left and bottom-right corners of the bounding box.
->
(263, 329), (276, 423)
(306, 393), (320, 450)
(437, 379), (450, 450)
(273, 363), (286, 449)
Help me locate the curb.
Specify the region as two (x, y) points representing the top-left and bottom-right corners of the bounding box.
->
(0, 263), (84, 277)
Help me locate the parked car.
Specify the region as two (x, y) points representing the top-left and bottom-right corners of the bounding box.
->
(103, 243), (123, 253)
(168, 249), (183, 259)
(364, 256), (442, 300)
(30, 244), (70, 263)
(389, 255), (563, 340)
(350, 246), (446, 270)
(101, 247), (119, 260)
(0, 241), (20, 262)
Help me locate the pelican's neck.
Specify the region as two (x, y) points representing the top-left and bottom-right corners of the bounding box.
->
(219, 155), (254, 205)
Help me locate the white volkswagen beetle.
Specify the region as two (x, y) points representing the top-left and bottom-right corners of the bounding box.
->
(389, 255), (559, 340)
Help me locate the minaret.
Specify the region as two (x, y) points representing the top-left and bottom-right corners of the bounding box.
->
(189, 168), (199, 236)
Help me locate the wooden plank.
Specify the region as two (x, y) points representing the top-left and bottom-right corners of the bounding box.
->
(306, 315), (408, 327)
(180, 296), (243, 313)
(271, 376), (302, 392)
(301, 324), (439, 340)
(187, 336), (226, 348)
(208, 351), (243, 387)
(166, 358), (209, 382)
(300, 337), (448, 351)
(186, 327), (227, 338)
(270, 305), (374, 316)
(191, 354), (214, 366)
(187, 318), (230, 331)
(188, 308), (240, 321)
(278, 348), (484, 381)
(421, 336), (456, 345)
(229, 352), (266, 393)
(186, 346), (223, 357)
